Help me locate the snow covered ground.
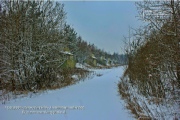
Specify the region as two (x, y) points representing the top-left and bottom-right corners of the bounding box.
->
(0, 66), (134, 120)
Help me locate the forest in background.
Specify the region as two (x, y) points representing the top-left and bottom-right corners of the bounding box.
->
(118, 0), (180, 120)
(0, 0), (125, 99)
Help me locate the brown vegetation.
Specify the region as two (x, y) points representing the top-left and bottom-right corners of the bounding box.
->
(118, 0), (180, 119)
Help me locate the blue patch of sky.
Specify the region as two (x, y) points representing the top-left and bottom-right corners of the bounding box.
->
(62, 1), (144, 54)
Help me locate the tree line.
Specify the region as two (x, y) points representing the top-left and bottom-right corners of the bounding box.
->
(118, 0), (180, 119)
(0, 0), (122, 93)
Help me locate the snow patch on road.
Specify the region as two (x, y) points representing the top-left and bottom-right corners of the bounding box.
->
(0, 67), (133, 120)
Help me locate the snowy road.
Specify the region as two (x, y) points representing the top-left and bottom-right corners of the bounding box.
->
(0, 66), (133, 120)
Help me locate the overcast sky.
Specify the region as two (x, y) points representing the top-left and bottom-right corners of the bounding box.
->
(62, 1), (144, 54)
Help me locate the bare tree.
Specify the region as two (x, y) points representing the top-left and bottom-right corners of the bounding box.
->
(0, 0), (67, 95)
(119, 1), (180, 119)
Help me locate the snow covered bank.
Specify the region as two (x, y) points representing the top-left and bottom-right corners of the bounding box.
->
(0, 67), (133, 120)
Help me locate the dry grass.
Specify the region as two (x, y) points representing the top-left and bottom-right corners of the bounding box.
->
(137, 116), (151, 120)
(0, 68), (91, 104)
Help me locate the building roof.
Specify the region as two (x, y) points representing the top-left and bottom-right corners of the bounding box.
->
(92, 56), (97, 59)
(61, 51), (73, 56)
